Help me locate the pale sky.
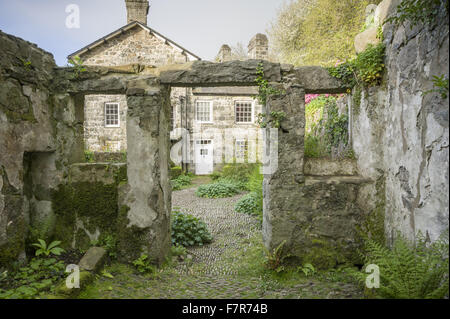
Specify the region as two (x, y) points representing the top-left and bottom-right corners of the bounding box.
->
(0, 0), (286, 66)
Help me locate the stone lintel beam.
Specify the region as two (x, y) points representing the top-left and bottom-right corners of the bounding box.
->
(294, 66), (350, 94)
(52, 66), (159, 95)
(159, 60), (282, 87)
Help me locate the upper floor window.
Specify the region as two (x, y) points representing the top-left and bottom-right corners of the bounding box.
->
(105, 103), (120, 127)
(195, 101), (213, 123)
(235, 101), (253, 123)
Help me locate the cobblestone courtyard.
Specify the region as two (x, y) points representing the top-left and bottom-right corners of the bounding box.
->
(79, 181), (364, 299)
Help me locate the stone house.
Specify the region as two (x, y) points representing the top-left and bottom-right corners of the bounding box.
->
(69, 0), (268, 174)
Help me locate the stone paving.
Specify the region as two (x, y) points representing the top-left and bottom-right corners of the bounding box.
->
(79, 180), (364, 299)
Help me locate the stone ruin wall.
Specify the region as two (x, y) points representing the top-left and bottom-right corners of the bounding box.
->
(351, 0), (449, 243)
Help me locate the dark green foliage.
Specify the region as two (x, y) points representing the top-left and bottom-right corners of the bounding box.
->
(422, 74), (449, 99)
(171, 174), (192, 191)
(195, 181), (241, 198)
(94, 234), (118, 259)
(354, 230), (449, 299)
(385, 0), (448, 28)
(234, 192), (260, 215)
(132, 254), (156, 274)
(0, 257), (66, 299)
(170, 166), (183, 179)
(171, 211), (213, 247)
(235, 164), (263, 218)
(304, 96), (350, 158)
(328, 43), (386, 88)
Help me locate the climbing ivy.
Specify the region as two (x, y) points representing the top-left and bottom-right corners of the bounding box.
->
(384, 0), (448, 28)
(254, 62), (286, 129)
(327, 43), (386, 88)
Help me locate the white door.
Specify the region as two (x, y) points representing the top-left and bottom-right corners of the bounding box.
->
(195, 140), (213, 175)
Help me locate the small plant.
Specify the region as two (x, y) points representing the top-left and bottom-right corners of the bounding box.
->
(132, 254), (156, 274)
(264, 240), (290, 273)
(298, 263), (316, 277)
(171, 174), (192, 191)
(353, 230), (449, 299)
(422, 74), (449, 99)
(171, 211), (213, 247)
(97, 235), (117, 259)
(195, 181), (241, 198)
(19, 57), (32, 70)
(32, 239), (65, 257)
(171, 244), (187, 258)
(68, 56), (87, 79)
(84, 150), (95, 163)
(234, 192), (260, 215)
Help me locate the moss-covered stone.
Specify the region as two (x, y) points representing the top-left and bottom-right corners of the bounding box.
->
(51, 181), (119, 250)
(54, 270), (95, 298)
(116, 205), (150, 263)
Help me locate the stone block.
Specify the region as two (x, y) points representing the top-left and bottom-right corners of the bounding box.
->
(354, 27), (380, 54)
(78, 246), (107, 272)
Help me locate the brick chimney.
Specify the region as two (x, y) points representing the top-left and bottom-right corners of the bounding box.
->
(217, 44), (232, 62)
(125, 0), (150, 25)
(248, 33), (269, 60)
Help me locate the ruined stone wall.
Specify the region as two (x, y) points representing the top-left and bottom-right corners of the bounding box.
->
(0, 31), (84, 267)
(351, 1), (449, 243)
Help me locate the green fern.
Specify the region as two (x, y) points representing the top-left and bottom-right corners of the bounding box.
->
(354, 230), (449, 299)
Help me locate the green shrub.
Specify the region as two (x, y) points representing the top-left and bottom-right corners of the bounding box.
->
(171, 174), (192, 191)
(170, 166), (183, 179)
(354, 230), (449, 299)
(235, 192), (260, 215)
(171, 211), (213, 247)
(195, 181), (241, 198)
(385, 0), (447, 28)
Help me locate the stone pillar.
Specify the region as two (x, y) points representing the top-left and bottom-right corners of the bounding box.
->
(262, 83), (305, 255)
(248, 34), (269, 60)
(125, 0), (150, 25)
(217, 45), (232, 62)
(117, 82), (171, 264)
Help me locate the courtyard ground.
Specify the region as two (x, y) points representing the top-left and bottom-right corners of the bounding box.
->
(78, 180), (364, 299)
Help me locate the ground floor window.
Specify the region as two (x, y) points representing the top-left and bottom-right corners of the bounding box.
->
(235, 139), (249, 161)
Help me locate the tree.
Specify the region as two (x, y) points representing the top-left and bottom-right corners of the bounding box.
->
(269, 0), (382, 66)
(230, 42), (248, 61)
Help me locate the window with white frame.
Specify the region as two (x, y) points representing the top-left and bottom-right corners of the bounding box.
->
(235, 101), (253, 123)
(195, 101), (213, 123)
(105, 103), (120, 127)
(235, 139), (249, 161)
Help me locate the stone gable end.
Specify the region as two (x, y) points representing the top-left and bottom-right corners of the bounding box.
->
(80, 26), (189, 67)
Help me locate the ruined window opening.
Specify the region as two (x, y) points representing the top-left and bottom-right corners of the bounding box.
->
(105, 103), (120, 127)
(195, 100), (213, 123)
(235, 101), (253, 124)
